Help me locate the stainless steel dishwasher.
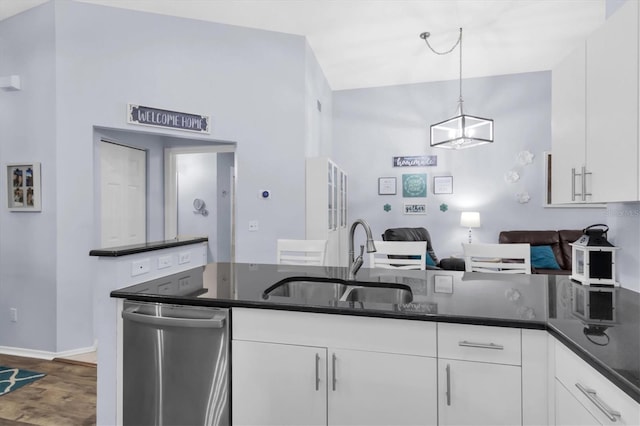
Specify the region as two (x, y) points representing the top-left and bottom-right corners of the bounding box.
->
(122, 300), (229, 426)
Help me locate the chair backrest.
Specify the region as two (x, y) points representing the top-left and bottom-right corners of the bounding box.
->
(276, 239), (327, 266)
(462, 243), (531, 274)
(368, 241), (427, 270)
(382, 227), (439, 265)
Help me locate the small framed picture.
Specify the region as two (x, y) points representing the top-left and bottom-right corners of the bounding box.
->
(378, 177), (397, 195)
(433, 176), (453, 194)
(7, 162), (41, 212)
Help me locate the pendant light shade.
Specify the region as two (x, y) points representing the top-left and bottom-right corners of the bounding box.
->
(421, 28), (494, 149)
(430, 110), (494, 149)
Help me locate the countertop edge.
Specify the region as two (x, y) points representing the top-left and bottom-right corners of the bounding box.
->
(90, 237), (208, 257)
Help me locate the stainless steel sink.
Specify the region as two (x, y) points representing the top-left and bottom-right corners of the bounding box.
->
(342, 285), (413, 304)
(263, 277), (348, 302)
(263, 277), (413, 306)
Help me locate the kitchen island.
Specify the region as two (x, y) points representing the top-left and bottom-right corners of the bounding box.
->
(109, 263), (640, 425)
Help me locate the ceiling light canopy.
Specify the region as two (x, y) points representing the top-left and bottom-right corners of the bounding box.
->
(421, 28), (494, 149)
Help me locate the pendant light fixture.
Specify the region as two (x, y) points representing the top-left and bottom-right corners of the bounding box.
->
(420, 28), (494, 149)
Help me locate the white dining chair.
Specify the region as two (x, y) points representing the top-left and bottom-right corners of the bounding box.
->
(462, 243), (532, 274)
(276, 239), (328, 266)
(368, 241), (427, 270)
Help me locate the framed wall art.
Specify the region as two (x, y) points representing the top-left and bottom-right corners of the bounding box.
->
(378, 177), (397, 195)
(402, 173), (427, 197)
(433, 176), (453, 194)
(7, 162), (41, 212)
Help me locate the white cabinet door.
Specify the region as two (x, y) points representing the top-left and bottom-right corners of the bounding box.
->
(328, 349), (437, 426)
(231, 340), (327, 426)
(438, 359), (522, 426)
(552, 43), (587, 204)
(556, 379), (602, 426)
(585, 0), (639, 202)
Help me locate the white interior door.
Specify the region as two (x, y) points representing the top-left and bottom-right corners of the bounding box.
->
(100, 141), (146, 248)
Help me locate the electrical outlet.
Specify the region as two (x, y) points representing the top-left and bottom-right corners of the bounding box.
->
(179, 277), (190, 289)
(178, 251), (191, 265)
(10, 308), (17, 323)
(158, 255), (172, 269)
(249, 220), (259, 232)
(131, 258), (151, 276)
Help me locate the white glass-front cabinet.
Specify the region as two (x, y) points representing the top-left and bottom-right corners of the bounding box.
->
(306, 157), (348, 266)
(551, 0), (640, 203)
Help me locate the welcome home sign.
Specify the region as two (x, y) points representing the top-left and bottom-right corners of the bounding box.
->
(128, 104), (210, 134)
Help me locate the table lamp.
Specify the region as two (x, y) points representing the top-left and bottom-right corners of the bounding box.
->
(460, 211), (481, 243)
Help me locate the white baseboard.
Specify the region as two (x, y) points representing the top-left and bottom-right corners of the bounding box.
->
(0, 343), (97, 360)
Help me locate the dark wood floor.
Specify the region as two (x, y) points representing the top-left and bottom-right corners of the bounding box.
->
(0, 354), (96, 426)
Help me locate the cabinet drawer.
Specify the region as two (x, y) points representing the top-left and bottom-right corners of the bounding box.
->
(438, 323), (521, 365)
(555, 341), (639, 425)
(232, 308), (436, 357)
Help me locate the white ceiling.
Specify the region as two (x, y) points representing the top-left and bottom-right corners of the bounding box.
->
(1, 0), (606, 90)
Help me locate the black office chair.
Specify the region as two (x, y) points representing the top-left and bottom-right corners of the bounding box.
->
(382, 227), (465, 271)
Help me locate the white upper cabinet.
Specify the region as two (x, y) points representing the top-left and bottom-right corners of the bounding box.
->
(552, 0), (640, 203)
(585, 0), (639, 202)
(552, 44), (587, 204)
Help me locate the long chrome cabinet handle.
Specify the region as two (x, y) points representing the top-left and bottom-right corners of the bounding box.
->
(445, 364), (451, 406)
(458, 340), (504, 350)
(315, 353), (320, 391)
(332, 353), (337, 391)
(571, 168), (577, 201)
(582, 166), (592, 201)
(575, 383), (621, 421)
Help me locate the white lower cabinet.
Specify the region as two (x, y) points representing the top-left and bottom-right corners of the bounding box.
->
(232, 309), (638, 426)
(232, 340), (327, 426)
(553, 339), (640, 426)
(437, 323), (523, 426)
(438, 359), (521, 426)
(232, 341), (437, 426)
(328, 348), (437, 425)
(231, 308), (438, 426)
(555, 379), (601, 426)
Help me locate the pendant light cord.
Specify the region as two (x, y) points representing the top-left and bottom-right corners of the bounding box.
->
(420, 27), (464, 104)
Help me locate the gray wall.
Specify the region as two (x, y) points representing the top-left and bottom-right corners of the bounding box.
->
(0, 0), (328, 353)
(0, 2), (58, 352)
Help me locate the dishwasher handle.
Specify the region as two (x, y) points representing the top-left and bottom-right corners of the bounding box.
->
(122, 308), (226, 329)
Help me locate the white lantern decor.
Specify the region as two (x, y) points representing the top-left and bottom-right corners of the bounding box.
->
(570, 224), (619, 286)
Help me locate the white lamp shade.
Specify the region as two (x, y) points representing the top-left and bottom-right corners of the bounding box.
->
(460, 211), (481, 228)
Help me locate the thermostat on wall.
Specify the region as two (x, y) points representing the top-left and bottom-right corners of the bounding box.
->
(259, 190), (271, 199)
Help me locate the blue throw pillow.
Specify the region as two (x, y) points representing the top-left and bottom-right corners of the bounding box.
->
(530, 245), (560, 270)
(426, 252), (436, 267)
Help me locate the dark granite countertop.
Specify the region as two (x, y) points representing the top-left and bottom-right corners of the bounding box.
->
(89, 236), (208, 257)
(110, 262), (640, 403)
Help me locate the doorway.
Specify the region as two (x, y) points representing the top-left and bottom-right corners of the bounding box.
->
(164, 145), (236, 263)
